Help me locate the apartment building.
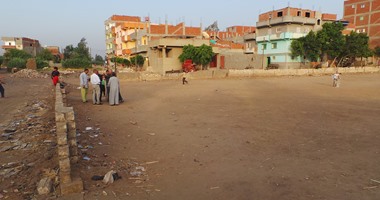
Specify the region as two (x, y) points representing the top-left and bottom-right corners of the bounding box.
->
(1, 37), (42, 56)
(343, 0), (380, 48)
(256, 7), (337, 69)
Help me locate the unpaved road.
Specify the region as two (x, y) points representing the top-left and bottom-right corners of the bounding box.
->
(62, 73), (380, 200)
(1, 70), (380, 200)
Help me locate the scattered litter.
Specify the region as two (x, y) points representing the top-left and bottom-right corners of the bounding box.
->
(85, 127), (94, 131)
(145, 161), (159, 165)
(371, 179), (380, 184)
(102, 191), (108, 196)
(147, 133), (156, 136)
(210, 186), (220, 190)
(130, 121), (138, 125)
(83, 156), (91, 161)
(136, 166), (146, 172)
(130, 171), (142, 177)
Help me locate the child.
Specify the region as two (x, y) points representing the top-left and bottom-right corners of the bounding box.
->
(0, 76), (5, 98)
(182, 72), (188, 85)
(332, 71), (340, 87)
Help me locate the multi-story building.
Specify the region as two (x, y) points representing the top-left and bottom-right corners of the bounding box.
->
(343, 0), (380, 48)
(1, 37), (42, 56)
(256, 7), (337, 69)
(104, 15), (144, 58)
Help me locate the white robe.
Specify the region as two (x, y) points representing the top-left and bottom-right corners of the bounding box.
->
(107, 76), (119, 105)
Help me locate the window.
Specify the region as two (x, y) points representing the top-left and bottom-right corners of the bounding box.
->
(305, 12), (311, 18)
(262, 44), (267, 50)
(317, 19), (321, 25)
(352, 5), (355, 8)
(362, 29), (366, 33)
(297, 11), (301, 16)
(271, 43), (277, 49)
(277, 11), (283, 17)
(8, 42), (11, 45)
(360, 16), (364, 21)
(361, 4), (365, 8)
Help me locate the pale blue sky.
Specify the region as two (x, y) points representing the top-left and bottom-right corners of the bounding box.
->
(0, 0), (344, 57)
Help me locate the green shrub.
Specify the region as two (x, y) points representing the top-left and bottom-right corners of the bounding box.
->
(36, 58), (49, 69)
(62, 58), (91, 68)
(7, 58), (27, 69)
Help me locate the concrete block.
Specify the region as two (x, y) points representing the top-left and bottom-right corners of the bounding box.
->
(59, 157), (71, 173)
(60, 178), (83, 195)
(57, 134), (68, 145)
(58, 145), (70, 158)
(59, 172), (72, 184)
(37, 177), (53, 195)
(65, 110), (75, 121)
(55, 112), (66, 122)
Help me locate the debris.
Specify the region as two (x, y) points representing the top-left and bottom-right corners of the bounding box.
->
(130, 171), (142, 177)
(83, 156), (91, 161)
(91, 175), (104, 181)
(371, 179), (380, 184)
(145, 161), (159, 165)
(102, 191), (108, 196)
(210, 186), (220, 190)
(130, 121), (138, 125)
(37, 177), (52, 195)
(4, 128), (17, 133)
(0, 146), (13, 152)
(10, 69), (49, 79)
(147, 133), (156, 136)
(103, 170), (122, 184)
(85, 127), (93, 131)
(136, 166), (146, 172)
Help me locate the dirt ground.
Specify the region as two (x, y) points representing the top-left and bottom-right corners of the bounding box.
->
(1, 69), (380, 200)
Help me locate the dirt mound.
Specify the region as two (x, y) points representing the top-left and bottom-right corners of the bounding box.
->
(10, 69), (49, 79)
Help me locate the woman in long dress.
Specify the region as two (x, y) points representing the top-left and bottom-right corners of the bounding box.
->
(107, 72), (119, 106)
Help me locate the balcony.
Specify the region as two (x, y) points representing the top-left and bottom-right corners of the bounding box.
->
(243, 33), (256, 41)
(131, 45), (148, 54)
(257, 16), (317, 28)
(2, 45), (16, 49)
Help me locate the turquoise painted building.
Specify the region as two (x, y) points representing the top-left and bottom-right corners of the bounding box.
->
(256, 7), (337, 69)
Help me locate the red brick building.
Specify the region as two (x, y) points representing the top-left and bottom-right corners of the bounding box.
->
(343, 0), (380, 48)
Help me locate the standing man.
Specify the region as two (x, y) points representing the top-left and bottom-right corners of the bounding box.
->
(90, 69), (101, 105)
(80, 68), (89, 103)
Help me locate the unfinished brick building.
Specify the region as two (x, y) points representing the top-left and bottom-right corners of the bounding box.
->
(343, 0), (380, 48)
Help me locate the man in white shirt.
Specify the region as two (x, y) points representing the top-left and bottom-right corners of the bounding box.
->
(79, 68), (89, 103)
(90, 69), (102, 105)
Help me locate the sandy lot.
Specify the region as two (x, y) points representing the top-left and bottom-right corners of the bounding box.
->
(1, 69), (380, 200)
(63, 72), (380, 200)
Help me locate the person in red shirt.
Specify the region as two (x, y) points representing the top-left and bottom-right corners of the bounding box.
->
(51, 66), (60, 86)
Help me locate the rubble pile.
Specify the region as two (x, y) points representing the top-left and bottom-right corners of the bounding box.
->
(10, 69), (49, 79)
(0, 99), (58, 199)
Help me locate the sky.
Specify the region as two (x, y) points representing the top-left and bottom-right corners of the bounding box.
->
(0, 0), (344, 57)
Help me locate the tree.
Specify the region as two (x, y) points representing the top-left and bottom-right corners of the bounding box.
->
(194, 44), (214, 70)
(178, 44), (214, 70)
(342, 31), (372, 66)
(317, 22), (345, 64)
(4, 49), (32, 62)
(290, 39), (304, 61)
(302, 31), (321, 62)
(36, 49), (54, 61)
(0, 56), (3, 66)
(92, 54), (105, 65)
(62, 38), (92, 68)
(179, 45), (196, 62)
(130, 55), (144, 68)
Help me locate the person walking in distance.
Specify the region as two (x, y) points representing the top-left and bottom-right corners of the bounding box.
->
(0, 76), (6, 98)
(182, 72), (189, 85)
(90, 69), (102, 105)
(79, 68), (89, 103)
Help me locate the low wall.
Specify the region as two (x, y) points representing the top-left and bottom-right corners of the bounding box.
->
(116, 66), (380, 81)
(55, 84), (83, 195)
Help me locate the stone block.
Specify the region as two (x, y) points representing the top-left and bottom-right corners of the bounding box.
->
(58, 146), (70, 158)
(59, 157), (71, 173)
(57, 134), (68, 145)
(60, 172), (72, 184)
(60, 178), (83, 195)
(37, 177), (52, 195)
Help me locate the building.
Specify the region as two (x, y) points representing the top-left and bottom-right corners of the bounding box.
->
(1, 37), (42, 56)
(256, 7), (337, 69)
(343, 0), (380, 48)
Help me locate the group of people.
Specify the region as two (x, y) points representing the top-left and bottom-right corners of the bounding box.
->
(79, 68), (123, 106)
